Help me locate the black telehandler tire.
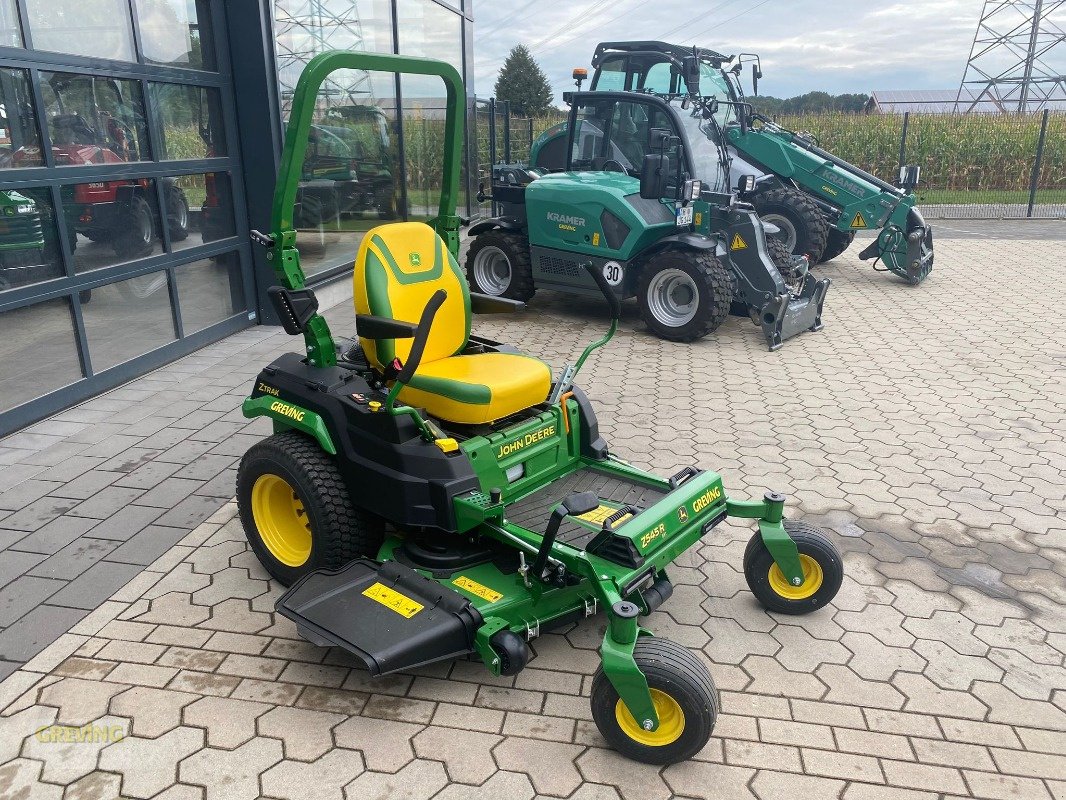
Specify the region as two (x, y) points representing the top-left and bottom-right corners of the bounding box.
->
(637, 249), (731, 342)
(465, 230), (536, 302)
(751, 187), (828, 263)
(820, 228), (856, 262)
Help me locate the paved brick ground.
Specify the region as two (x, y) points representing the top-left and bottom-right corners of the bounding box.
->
(0, 230), (1064, 799)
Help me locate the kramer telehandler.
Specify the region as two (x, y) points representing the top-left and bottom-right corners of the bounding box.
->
(531, 41), (934, 284)
(238, 50), (845, 765)
(468, 85), (830, 350)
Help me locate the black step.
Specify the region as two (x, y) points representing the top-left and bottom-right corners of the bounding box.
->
(276, 559), (483, 676)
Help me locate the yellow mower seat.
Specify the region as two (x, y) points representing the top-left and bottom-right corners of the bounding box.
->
(354, 222), (551, 425)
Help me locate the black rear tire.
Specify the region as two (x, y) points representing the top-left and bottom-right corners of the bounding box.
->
(591, 637), (718, 764)
(113, 196), (155, 260)
(820, 228), (856, 262)
(237, 431), (385, 586)
(744, 520), (843, 615)
(637, 249), (731, 342)
(752, 187), (829, 262)
(465, 229), (535, 302)
(167, 187), (190, 242)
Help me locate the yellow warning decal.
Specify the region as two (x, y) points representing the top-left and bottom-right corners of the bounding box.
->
(730, 233), (747, 250)
(592, 232), (601, 246)
(574, 504), (632, 527)
(694, 212), (703, 226)
(850, 211), (867, 229)
(453, 576), (503, 603)
(362, 582), (423, 618)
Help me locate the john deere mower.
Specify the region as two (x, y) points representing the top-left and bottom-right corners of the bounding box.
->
(237, 51), (844, 765)
(531, 41), (933, 285)
(469, 86), (830, 350)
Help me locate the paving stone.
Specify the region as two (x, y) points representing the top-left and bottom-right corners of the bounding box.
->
(179, 736), (284, 800)
(98, 725), (204, 799)
(333, 715), (422, 771)
(963, 770), (1053, 800)
(62, 771), (127, 800)
(23, 713), (129, 784)
(663, 759), (758, 800)
(412, 726), (500, 783)
(750, 770), (846, 800)
(0, 605), (89, 663)
(46, 561), (143, 611)
(27, 537), (120, 581)
(0, 575), (64, 626)
(342, 758), (448, 800)
(579, 748), (674, 800)
(0, 758), (63, 800)
(493, 737), (585, 796)
(0, 704), (58, 763)
(879, 759), (967, 794)
(104, 525), (190, 566)
(84, 504), (165, 542)
(257, 705), (344, 760)
(108, 686), (198, 737)
(260, 748), (364, 800)
(9, 514), (100, 552)
(182, 696), (272, 748)
(432, 770), (534, 800)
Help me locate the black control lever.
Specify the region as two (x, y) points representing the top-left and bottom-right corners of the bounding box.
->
(250, 229), (275, 248)
(582, 262), (621, 320)
(532, 492), (599, 581)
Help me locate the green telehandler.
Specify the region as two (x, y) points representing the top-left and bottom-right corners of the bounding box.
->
(238, 49), (847, 766)
(531, 41), (934, 285)
(468, 86), (830, 350)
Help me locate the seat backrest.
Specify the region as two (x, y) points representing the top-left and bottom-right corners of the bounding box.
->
(354, 222), (470, 371)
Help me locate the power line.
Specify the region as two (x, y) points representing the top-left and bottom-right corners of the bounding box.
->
(674, 0), (777, 45)
(529, 0), (660, 59)
(478, 1), (544, 38)
(526, 0), (620, 57)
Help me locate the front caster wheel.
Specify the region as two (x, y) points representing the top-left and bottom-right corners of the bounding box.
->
(744, 520), (843, 614)
(237, 431), (385, 586)
(590, 638), (718, 764)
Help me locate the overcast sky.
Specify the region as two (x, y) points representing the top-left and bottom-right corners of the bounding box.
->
(471, 0), (985, 102)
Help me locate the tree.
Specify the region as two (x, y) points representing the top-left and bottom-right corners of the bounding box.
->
(494, 45), (554, 116)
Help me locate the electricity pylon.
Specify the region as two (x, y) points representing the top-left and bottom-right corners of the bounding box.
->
(955, 0), (1066, 113)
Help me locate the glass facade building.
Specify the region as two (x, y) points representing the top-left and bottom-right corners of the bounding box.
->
(0, 0), (474, 436)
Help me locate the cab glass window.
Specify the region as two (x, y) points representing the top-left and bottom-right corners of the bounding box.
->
(642, 62), (675, 94)
(594, 57), (626, 91)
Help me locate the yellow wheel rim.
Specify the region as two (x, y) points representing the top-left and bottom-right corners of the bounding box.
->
(251, 474), (312, 567)
(768, 553), (823, 601)
(614, 688), (686, 747)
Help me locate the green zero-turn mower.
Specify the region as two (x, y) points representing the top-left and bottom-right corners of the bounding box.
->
(237, 50), (845, 765)
(468, 86), (830, 350)
(531, 41), (934, 285)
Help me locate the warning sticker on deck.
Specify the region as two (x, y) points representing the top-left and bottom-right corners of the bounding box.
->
(574, 504), (632, 527)
(362, 582), (424, 618)
(730, 233), (748, 250)
(453, 576), (503, 603)
(850, 211), (868, 229)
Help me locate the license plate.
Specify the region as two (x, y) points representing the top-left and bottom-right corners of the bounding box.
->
(676, 205), (693, 227)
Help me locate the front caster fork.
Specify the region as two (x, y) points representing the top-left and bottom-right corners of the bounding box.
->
(600, 600), (660, 731)
(728, 491), (804, 587)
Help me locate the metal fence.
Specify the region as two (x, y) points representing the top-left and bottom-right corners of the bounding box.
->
(773, 109), (1065, 219)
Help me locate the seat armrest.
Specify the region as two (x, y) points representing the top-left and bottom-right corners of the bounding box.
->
(470, 293), (526, 314)
(356, 315), (417, 340)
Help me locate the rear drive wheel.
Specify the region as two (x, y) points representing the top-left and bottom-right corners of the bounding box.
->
(820, 228), (856, 262)
(167, 187), (190, 242)
(237, 431), (385, 586)
(113, 196), (155, 260)
(591, 637), (718, 764)
(638, 250), (731, 342)
(752, 187), (828, 262)
(465, 229), (535, 301)
(744, 520), (843, 615)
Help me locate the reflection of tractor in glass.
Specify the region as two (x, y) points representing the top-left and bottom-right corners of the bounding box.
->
(295, 105), (397, 228)
(0, 190), (52, 291)
(36, 74), (189, 259)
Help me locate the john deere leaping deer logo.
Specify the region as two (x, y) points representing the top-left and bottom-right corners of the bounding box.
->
(677, 506), (689, 523)
(409, 252), (422, 267)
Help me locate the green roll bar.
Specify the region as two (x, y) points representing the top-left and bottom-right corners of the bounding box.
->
(261, 51), (466, 367)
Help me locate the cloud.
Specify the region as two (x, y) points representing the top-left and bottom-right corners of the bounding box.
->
(472, 0), (988, 100)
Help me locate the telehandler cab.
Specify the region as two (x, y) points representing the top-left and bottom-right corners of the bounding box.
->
(238, 50), (845, 765)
